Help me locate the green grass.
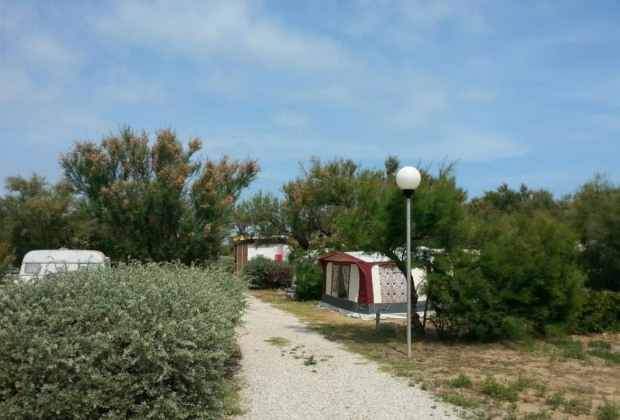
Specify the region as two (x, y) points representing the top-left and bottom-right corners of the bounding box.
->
(596, 398), (619, 420)
(563, 397), (592, 416)
(303, 355), (317, 366)
(588, 349), (620, 365)
(264, 336), (292, 347)
(588, 340), (612, 350)
(449, 373), (473, 388)
(479, 377), (519, 402)
(441, 393), (479, 408)
(544, 391), (565, 409)
(551, 339), (587, 360)
(521, 412), (551, 420)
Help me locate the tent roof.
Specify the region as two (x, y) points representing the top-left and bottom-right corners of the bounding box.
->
(320, 251), (392, 264)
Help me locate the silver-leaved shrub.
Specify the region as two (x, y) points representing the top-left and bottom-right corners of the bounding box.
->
(0, 263), (246, 419)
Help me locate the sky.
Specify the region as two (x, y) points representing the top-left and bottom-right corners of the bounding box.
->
(1, 0), (619, 200)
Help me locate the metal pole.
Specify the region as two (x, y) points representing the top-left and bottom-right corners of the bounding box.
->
(406, 196), (412, 358)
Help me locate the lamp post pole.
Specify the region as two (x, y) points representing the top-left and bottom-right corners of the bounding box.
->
(396, 166), (421, 358)
(405, 190), (413, 357)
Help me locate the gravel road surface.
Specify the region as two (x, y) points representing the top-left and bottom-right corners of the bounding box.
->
(234, 295), (461, 420)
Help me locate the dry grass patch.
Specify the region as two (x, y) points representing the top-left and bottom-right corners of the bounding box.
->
(251, 290), (620, 420)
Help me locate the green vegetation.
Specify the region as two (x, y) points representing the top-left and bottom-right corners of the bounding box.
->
(0, 134), (617, 341)
(264, 336), (292, 347)
(449, 373), (473, 388)
(479, 377), (519, 402)
(0, 264), (247, 419)
(293, 259), (323, 301)
(597, 399), (619, 420)
(303, 355), (317, 366)
(235, 158), (618, 340)
(551, 339), (587, 360)
(242, 255), (292, 289)
(441, 393), (479, 409)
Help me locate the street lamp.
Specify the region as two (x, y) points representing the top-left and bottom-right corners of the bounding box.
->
(396, 166), (421, 358)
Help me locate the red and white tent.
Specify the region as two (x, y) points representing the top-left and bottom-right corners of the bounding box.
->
(318, 251), (428, 319)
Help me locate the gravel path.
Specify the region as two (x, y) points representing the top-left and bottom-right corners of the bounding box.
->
(234, 295), (461, 420)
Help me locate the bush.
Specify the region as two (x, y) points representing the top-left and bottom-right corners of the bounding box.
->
(572, 290), (620, 334)
(242, 256), (292, 289)
(0, 263), (247, 419)
(0, 241), (15, 278)
(294, 260), (323, 301)
(212, 255), (235, 273)
(428, 212), (586, 341)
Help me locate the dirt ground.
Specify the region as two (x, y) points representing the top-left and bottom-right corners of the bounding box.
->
(411, 334), (619, 419)
(252, 290), (619, 419)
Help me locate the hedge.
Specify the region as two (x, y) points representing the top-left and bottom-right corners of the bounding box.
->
(242, 256), (292, 289)
(0, 263), (246, 419)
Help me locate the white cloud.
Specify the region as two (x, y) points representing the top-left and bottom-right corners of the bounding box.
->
(18, 31), (78, 71)
(97, 0), (354, 73)
(344, 0), (488, 46)
(386, 89), (451, 128)
(417, 132), (528, 162)
(96, 68), (166, 106)
(0, 3), (31, 32)
(457, 87), (494, 105)
(272, 111), (310, 129)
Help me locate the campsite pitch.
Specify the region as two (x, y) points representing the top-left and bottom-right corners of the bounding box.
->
(235, 294), (461, 419)
(243, 290), (619, 420)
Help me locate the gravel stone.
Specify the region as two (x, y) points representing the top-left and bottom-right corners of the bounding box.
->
(235, 295), (461, 419)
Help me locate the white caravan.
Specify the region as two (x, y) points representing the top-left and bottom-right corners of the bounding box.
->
(19, 249), (111, 281)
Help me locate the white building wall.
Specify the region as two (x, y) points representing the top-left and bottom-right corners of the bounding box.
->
(247, 243), (290, 261)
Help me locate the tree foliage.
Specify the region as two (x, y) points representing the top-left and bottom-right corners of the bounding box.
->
(236, 157), (467, 332)
(233, 191), (286, 239)
(61, 127), (259, 263)
(0, 175), (90, 264)
(280, 157), (361, 251)
(568, 175), (619, 291)
(429, 205), (587, 340)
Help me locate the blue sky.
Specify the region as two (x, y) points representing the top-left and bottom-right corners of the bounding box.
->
(1, 0), (618, 200)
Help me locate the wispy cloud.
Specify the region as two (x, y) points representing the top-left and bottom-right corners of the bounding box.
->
(272, 111), (310, 129)
(96, 0), (355, 73)
(417, 132), (528, 163)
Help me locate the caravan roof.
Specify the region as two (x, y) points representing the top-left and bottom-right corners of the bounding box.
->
(19, 249), (110, 281)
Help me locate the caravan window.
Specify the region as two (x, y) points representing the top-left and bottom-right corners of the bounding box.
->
(24, 263), (41, 274)
(331, 264), (350, 299)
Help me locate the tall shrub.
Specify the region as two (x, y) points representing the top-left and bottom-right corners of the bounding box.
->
(0, 264), (246, 419)
(242, 256), (292, 289)
(294, 260), (323, 301)
(572, 290), (620, 334)
(428, 212), (586, 340)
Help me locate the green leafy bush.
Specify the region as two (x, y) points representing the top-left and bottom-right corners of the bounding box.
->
(0, 263), (246, 419)
(212, 255), (235, 273)
(0, 241), (15, 278)
(294, 260), (323, 301)
(428, 212), (586, 340)
(242, 256), (292, 289)
(572, 290), (620, 334)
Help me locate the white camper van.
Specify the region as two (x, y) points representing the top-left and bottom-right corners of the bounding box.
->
(19, 249), (111, 281)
